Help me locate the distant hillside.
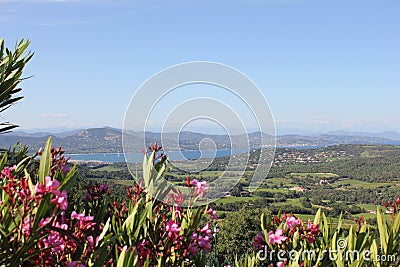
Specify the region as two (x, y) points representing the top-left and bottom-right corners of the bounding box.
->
(9, 129), (82, 138)
(0, 127), (399, 153)
(326, 130), (400, 140)
(277, 134), (400, 147)
(0, 127), (122, 153)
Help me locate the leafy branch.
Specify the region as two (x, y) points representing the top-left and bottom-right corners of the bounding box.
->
(0, 38), (33, 133)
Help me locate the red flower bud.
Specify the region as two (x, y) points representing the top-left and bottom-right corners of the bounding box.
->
(185, 177), (191, 187)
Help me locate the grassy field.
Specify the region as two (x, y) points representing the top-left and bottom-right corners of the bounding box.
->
(334, 179), (399, 189)
(86, 157), (398, 226)
(273, 198), (304, 208)
(253, 187), (289, 193)
(93, 165), (126, 172)
(287, 172), (339, 178)
(215, 196), (260, 204)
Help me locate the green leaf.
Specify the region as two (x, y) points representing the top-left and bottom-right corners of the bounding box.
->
(313, 208), (321, 225)
(25, 169), (34, 195)
(348, 225), (354, 251)
(117, 246), (127, 267)
(293, 230), (299, 248)
(0, 39), (33, 133)
(371, 239), (381, 267)
(32, 194), (51, 229)
(98, 218), (110, 243)
(376, 206), (388, 255)
(0, 152), (7, 169)
(38, 137), (52, 183)
(59, 165), (77, 192)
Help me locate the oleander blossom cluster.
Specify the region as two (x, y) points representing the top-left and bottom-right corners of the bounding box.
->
(114, 146), (220, 265)
(0, 162), (105, 266)
(253, 213), (321, 267)
(117, 175), (218, 266)
(0, 141), (218, 266)
(382, 197), (400, 222)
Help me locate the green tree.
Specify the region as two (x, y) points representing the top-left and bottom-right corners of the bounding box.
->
(216, 206), (270, 264)
(0, 39), (33, 133)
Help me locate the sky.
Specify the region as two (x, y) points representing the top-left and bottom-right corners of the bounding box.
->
(1, 0), (399, 135)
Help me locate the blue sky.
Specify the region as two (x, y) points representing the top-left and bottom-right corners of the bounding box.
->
(1, 0), (399, 134)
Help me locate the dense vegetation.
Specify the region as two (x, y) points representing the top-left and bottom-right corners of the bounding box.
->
(0, 139), (219, 266)
(75, 144), (400, 220)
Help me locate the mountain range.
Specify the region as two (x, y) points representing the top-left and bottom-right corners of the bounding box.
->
(0, 127), (399, 154)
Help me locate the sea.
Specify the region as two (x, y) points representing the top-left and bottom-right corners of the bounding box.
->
(67, 148), (252, 163)
(67, 146), (322, 163)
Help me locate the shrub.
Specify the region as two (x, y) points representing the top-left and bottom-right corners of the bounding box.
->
(247, 198), (400, 267)
(217, 207), (270, 265)
(0, 138), (218, 266)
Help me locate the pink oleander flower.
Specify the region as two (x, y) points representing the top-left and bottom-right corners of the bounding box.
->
(22, 217), (31, 237)
(42, 231), (64, 253)
(1, 165), (16, 178)
(172, 191), (185, 205)
(136, 239), (152, 259)
(71, 211), (85, 221)
(34, 182), (46, 195)
(277, 262), (285, 267)
(166, 220), (181, 238)
(71, 211), (94, 222)
(197, 235), (211, 251)
(253, 232), (265, 249)
(66, 261), (85, 267)
(307, 235), (316, 243)
(99, 183), (109, 193)
(190, 232), (198, 240)
(190, 229), (213, 254)
(87, 235), (95, 250)
(191, 179), (208, 198)
(286, 214), (301, 229)
(306, 220), (320, 243)
(268, 229), (288, 245)
(200, 223), (213, 235)
(38, 217), (51, 227)
(187, 243), (200, 256)
(306, 220), (320, 235)
(53, 220), (68, 231)
(45, 176), (60, 191)
(51, 190), (68, 210)
(206, 208), (218, 220)
(71, 211), (96, 231)
(19, 188), (30, 198)
(61, 165), (70, 173)
(82, 191), (92, 201)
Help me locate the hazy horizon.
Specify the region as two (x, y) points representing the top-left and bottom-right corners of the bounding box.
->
(9, 125), (400, 137)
